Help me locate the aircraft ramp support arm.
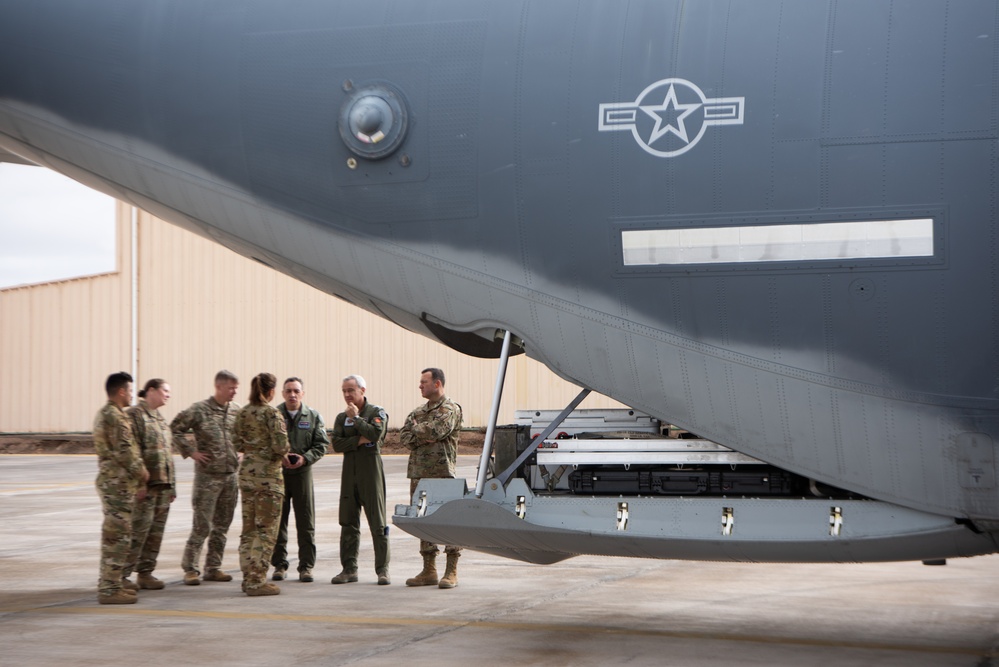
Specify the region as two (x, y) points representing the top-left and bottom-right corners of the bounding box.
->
(494, 387), (592, 487)
(475, 330), (513, 498)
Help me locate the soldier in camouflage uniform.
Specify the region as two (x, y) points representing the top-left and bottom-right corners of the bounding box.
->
(93, 371), (148, 604)
(122, 378), (175, 591)
(330, 375), (390, 585)
(233, 372), (290, 596)
(171, 370), (240, 585)
(400, 368), (463, 589)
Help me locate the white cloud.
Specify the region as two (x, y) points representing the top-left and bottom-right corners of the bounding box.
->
(0, 164), (116, 288)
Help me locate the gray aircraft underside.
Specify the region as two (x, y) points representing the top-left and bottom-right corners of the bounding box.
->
(1, 0), (997, 562)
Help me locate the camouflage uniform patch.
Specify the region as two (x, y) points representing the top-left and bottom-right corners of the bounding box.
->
(171, 397), (239, 574)
(401, 396), (462, 480)
(124, 399), (175, 577)
(233, 403), (289, 589)
(125, 486), (172, 577)
(93, 401), (145, 596)
(400, 396), (463, 555)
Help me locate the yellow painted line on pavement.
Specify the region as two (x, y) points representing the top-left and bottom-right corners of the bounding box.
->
(0, 604), (988, 658)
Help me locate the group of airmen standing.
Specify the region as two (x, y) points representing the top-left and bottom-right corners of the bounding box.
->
(92, 367), (463, 604)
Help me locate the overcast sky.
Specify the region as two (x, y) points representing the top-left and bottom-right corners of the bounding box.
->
(0, 163), (116, 289)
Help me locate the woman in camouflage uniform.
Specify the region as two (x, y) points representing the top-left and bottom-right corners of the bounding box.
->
(233, 373), (289, 596)
(123, 378), (175, 591)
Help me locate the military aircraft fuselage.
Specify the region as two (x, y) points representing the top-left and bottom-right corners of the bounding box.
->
(1, 1), (998, 539)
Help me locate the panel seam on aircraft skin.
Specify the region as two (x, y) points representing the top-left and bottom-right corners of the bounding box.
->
(816, 131), (997, 146)
(772, 132), (997, 146)
(2, 105), (993, 410)
(0, 605), (989, 658)
(358, 237), (984, 409)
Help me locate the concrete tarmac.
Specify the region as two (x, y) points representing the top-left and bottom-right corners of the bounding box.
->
(1, 454), (998, 666)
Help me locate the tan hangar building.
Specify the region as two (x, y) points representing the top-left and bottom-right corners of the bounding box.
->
(0, 202), (622, 433)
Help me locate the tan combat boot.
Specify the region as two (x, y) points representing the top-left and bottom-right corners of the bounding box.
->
(438, 553), (459, 589)
(137, 573), (165, 590)
(245, 582), (281, 596)
(405, 553), (439, 587)
(330, 570), (358, 584)
(98, 590), (138, 605)
(203, 569), (233, 582)
(120, 577), (139, 591)
(183, 571), (201, 586)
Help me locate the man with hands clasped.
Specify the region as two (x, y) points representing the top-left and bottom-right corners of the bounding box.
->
(270, 377), (328, 583)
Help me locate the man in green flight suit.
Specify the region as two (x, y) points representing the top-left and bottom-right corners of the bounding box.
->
(270, 376), (329, 583)
(330, 374), (390, 585)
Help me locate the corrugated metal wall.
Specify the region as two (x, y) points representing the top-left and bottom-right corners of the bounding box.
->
(0, 204), (623, 432)
(0, 202), (134, 431)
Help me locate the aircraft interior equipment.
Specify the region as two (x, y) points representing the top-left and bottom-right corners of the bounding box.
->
(394, 329), (997, 564)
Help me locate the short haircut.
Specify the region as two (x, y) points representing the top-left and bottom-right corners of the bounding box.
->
(342, 374), (366, 389)
(105, 371), (133, 397)
(215, 369), (239, 385)
(283, 376), (304, 388)
(137, 378), (166, 399)
(249, 372), (277, 405)
(422, 367), (446, 386)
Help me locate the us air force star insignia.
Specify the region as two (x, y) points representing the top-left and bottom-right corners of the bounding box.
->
(598, 78), (745, 157)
